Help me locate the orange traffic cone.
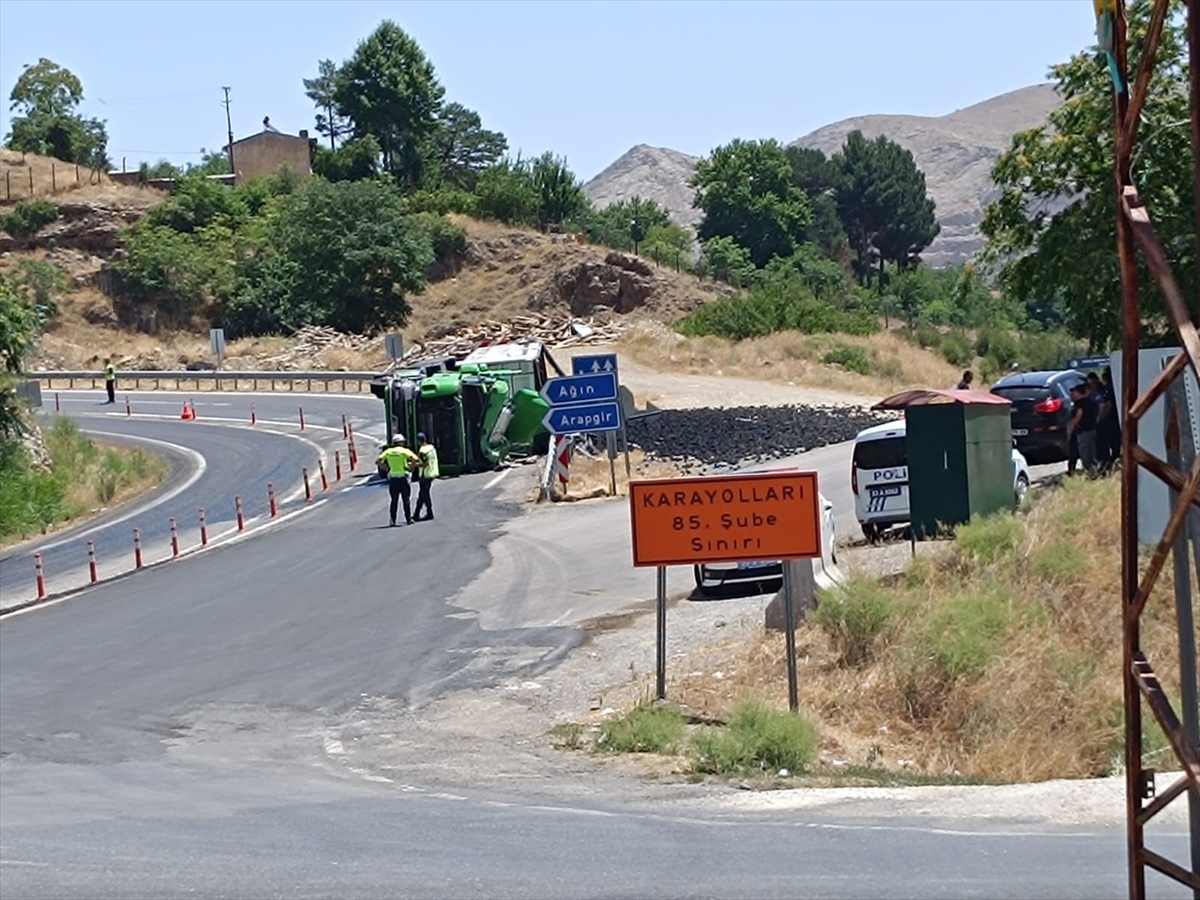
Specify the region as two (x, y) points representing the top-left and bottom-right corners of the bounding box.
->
(180, 401), (194, 420)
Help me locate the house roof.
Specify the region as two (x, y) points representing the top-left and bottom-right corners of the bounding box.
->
(229, 129), (309, 148)
(872, 389), (1012, 410)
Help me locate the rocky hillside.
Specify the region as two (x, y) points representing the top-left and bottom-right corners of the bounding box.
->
(582, 84), (1062, 267)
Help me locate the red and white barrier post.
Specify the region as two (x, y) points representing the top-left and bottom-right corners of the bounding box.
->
(335, 450), (343, 481)
(170, 517), (180, 557)
(298, 406), (306, 432)
(318, 458), (329, 492)
(133, 528), (143, 569)
(125, 396), (131, 417)
(34, 552), (46, 600)
(54, 392), (61, 413)
(341, 413), (348, 439)
(87, 540), (98, 584)
(235, 495), (245, 532)
(198, 507), (208, 545)
(267, 483), (277, 517)
(251, 402), (257, 425)
(303, 467), (312, 502)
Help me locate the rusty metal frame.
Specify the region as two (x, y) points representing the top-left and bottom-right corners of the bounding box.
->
(1113, 0), (1200, 896)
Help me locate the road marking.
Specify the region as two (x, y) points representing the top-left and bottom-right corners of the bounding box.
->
(11, 432), (206, 555)
(483, 470), (509, 489)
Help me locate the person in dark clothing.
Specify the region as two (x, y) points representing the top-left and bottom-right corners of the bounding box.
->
(956, 370), (974, 390)
(1098, 367), (1122, 470)
(103, 358), (116, 404)
(1068, 382), (1099, 476)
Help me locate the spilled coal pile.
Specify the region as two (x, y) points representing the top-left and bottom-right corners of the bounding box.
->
(624, 405), (895, 471)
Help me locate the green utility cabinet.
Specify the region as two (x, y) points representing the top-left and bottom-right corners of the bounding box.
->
(875, 391), (1014, 540)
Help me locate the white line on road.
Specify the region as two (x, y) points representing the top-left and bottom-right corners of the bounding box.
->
(483, 470), (509, 489)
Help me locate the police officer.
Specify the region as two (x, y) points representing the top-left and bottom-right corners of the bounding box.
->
(376, 435), (420, 526)
(413, 432), (439, 522)
(103, 358), (116, 404)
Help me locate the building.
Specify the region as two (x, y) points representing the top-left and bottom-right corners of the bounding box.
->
(227, 118), (315, 186)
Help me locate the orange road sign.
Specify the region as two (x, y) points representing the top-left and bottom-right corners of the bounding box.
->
(628, 471), (821, 568)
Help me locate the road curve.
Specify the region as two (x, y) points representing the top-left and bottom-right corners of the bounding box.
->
(0, 391), (1186, 899)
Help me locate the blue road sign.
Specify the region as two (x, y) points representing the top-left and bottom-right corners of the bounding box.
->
(540, 372), (618, 405)
(572, 353), (619, 376)
(1066, 355), (1112, 370)
(542, 401), (622, 434)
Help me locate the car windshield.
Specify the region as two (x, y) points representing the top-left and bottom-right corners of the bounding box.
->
(992, 386), (1052, 403)
(853, 436), (906, 469)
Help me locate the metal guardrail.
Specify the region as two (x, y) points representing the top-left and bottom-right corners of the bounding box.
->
(27, 370), (380, 393)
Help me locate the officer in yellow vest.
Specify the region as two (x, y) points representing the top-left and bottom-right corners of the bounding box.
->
(376, 435), (420, 526)
(412, 432), (439, 522)
(103, 358), (116, 404)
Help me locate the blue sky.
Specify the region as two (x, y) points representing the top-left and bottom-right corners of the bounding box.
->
(0, 0), (1097, 181)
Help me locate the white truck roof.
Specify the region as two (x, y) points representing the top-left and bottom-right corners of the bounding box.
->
(461, 341), (544, 366)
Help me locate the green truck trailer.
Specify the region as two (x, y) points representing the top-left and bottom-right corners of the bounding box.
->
(368, 341), (558, 476)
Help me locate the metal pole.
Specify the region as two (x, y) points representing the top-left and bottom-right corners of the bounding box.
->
(1166, 385), (1200, 895)
(606, 430), (617, 495)
(1114, 5), (1147, 896)
(782, 561), (799, 712)
(655, 565), (667, 701)
(620, 416), (632, 479)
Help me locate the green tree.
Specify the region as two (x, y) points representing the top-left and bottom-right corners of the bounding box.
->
(333, 21), (445, 186)
(699, 235), (757, 287)
(833, 131), (939, 284)
(425, 102), (507, 190)
(759, 243), (849, 302)
(473, 156), (538, 226)
(304, 59), (351, 151)
(6, 58), (109, 168)
(0, 275), (42, 438)
(581, 196), (673, 250)
(228, 179), (432, 335)
(980, 0), (1192, 348)
(692, 139), (812, 268)
(186, 148), (233, 177)
(311, 134), (381, 182)
(530, 152), (587, 232)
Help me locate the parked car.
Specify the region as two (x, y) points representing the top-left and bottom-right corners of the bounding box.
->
(693, 491), (837, 594)
(852, 419), (1031, 541)
(989, 369), (1086, 463)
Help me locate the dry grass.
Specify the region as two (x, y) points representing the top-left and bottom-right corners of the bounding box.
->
(0, 148), (140, 206)
(618, 323), (961, 398)
(620, 476), (1185, 783)
(535, 448), (680, 503)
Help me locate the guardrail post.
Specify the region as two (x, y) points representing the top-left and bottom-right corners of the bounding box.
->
(34, 552), (46, 600)
(87, 540), (98, 584)
(133, 528), (143, 569)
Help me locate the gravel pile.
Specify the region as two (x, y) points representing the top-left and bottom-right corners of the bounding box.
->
(625, 404), (895, 471)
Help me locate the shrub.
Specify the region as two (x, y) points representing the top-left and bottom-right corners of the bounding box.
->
(1, 200), (59, 237)
(939, 331), (974, 366)
(679, 284), (879, 341)
(821, 345), (871, 376)
(914, 320), (942, 349)
(691, 699), (818, 775)
(915, 588), (1017, 684)
(597, 703), (686, 754)
(955, 512), (1023, 566)
(1031, 538), (1087, 584)
(812, 579), (895, 667)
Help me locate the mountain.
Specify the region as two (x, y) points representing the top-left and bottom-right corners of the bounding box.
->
(582, 84), (1062, 267)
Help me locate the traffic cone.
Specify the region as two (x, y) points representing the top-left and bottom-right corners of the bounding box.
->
(181, 401), (194, 420)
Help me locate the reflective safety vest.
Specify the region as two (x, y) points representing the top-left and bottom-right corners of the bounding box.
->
(378, 446), (418, 478)
(418, 443), (439, 479)
(104, 363), (115, 382)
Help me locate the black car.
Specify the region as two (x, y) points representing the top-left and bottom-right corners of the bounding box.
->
(990, 370), (1087, 463)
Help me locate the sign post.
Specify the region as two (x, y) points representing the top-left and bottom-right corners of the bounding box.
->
(385, 333), (404, 362)
(210, 328), (226, 389)
(629, 471), (822, 707)
(572, 353), (629, 483)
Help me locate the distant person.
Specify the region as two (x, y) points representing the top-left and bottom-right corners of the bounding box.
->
(413, 432), (440, 522)
(1067, 382), (1098, 476)
(956, 370), (974, 390)
(376, 435), (420, 526)
(103, 358), (116, 404)
(1097, 367), (1121, 471)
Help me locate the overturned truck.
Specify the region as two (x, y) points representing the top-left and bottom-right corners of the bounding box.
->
(369, 341), (559, 476)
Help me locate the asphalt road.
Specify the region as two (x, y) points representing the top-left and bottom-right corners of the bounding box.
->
(0, 392), (1181, 899)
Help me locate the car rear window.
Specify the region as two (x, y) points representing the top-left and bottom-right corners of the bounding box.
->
(853, 436), (906, 469)
(991, 386), (1052, 403)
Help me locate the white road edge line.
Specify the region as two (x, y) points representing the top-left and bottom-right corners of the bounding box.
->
(483, 470), (509, 489)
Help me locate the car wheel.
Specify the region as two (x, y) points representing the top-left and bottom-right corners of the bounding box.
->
(693, 565), (704, 587)
(861, 522), (880, 543)
(1015, 473), (1029, 507)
